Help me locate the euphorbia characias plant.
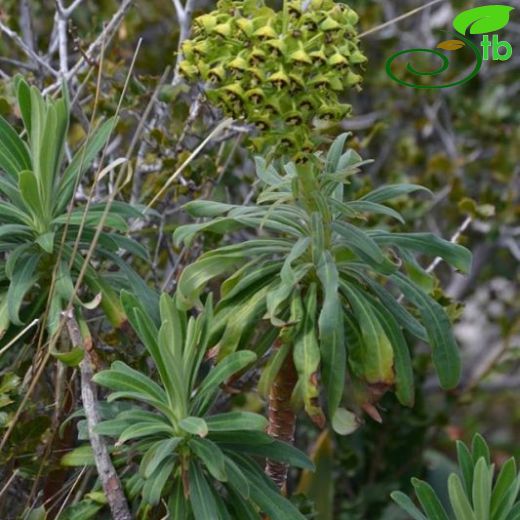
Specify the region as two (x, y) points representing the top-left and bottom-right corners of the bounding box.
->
(174, 133), (472, 486)
(63, 292), (313, 518)
(0, 77), (146, 343)
(392, 434), (520, 520)
(0, 0), (484, 516)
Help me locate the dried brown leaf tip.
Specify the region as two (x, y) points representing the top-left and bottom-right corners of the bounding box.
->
(437, 39), (466, 51)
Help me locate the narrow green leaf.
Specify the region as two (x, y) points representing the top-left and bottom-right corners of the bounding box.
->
(0, 224), (32, 241)
(412, 478), (450, 520)
(0, 201), (33, 226)
(189, 461), (220, 520)
(208, 430), (273, 446)
(0, 292), (9, 338)
(360, 184), (431, 204)
(173, 217), (247, 247)
(118, 421), (175, 443)
(131, 306), (185, 416)
(179, 417), (208, 438)
(357, 274), (427, 341)
(52, 211), (128, 232)
(141, 458), (175, 505)
(457, 440), (475, 497)
(391, 491), (428, 520)
(233, 455), (307, 519)
(168, 479), (190, 519)
(504, 502), (520, 520)
(15, 76), (32, 136)
(93, 363), (172, 419)
(342, 283), (395, 386)
(472, 457), (492, 520)
(7, 253), (40, 325)
(472, 434), (491, 465)
(60, 445), (95, 466)
(184, 200), (238, 217)
(344, 200), (405, 223)
(326, 132), (350, 173)
(369, 231), (472, 273)
(491, 458), (517, 518)
(36, 231), (54, 254)
(400, 249), (434, 292)
(18, 170), (45, 221)
(0, 175), (24, 205)
(493, 476), (520, 520)
(157, 316), (187, 415)
(177, 254), (242, 309)
(391, 273), (461, 389)
(205, 412), (268, 432)
(28, 86), (46, 188)
(337, 148), (364, 171)
(0, 115), (31, 178)
(310, 212), (325, 265)
(194, 351), (257, 415)
(190, 437), (228, 481)
(214, 284), (270, 359)
(220, 438), (314, 470)
(258, 340), (291, 397)
(39, 104), (58, 209)
(266, 236), (309, 320)
(139, 436), (182, 478)
(94, 361), (167, 404)
(255, 156), (284, 186)
(224, 456), (250, 499)
(50, 346), (84, 367)
(94, 418), (130, 437)
(56, 117), (117, 214)
(317, 251), (345, 417)
(448, 473), (477, 520)
(293, 284), (323, 423)
(333, 221), (398, 275)
(371, 301), (415, 406)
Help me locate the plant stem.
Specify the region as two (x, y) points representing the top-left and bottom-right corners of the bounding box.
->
(63, 310), (131, 520)
(282, 0), (289, 33)
(265, 342), (298, 491)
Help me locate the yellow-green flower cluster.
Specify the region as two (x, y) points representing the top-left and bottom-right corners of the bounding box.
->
(180, 0), (366, 160)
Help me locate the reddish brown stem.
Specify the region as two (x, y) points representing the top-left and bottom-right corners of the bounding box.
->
(265, 344), (298, 491)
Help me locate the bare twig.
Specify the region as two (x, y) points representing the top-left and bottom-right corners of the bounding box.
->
(0, 470), (19, 502)
(63, 311), (131, 520)
(0, 19), (58, 76)
(55, 1), (70, 74)
(359, 0), (446, 38)
(19, 0), (36, 52)
(52, 467), (88, 518)
(397, 216), (473, 304)
(0, 319), (39, 358)
(62, 0), (87, 17)
(132, 0), (197, 202)
(426, 216), (472, 273)
(130, 67), (172, 202)
(172, 0), (197, 84)
(72, 0), (133, 73)
(146, 118), (233, 209)
(44, 0), (134, 94)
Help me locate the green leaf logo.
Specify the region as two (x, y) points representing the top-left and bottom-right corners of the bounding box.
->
(453, 5), (514, 35)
